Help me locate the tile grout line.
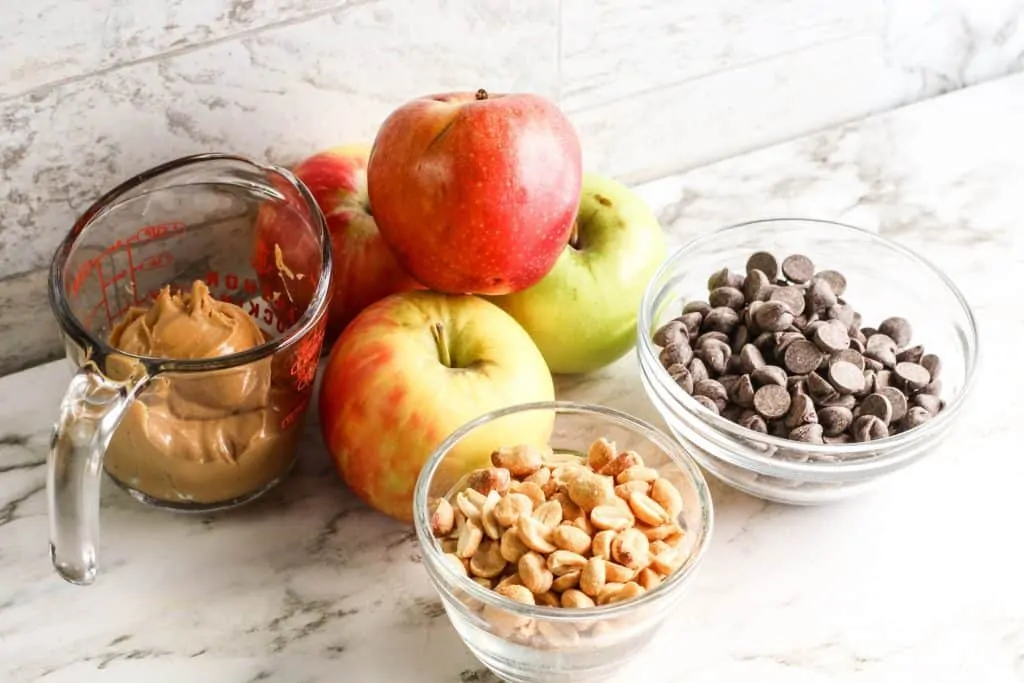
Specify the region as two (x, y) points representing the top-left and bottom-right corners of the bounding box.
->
(0, 0), (381, 105)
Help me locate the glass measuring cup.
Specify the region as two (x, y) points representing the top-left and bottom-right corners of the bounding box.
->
(46, 153), (333, 586)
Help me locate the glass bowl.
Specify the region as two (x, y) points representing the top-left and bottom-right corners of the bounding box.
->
(412, 401), (713, 683)
(637, 217), (979, 504)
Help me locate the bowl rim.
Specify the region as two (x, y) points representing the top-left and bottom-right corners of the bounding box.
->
(412, 400), (715, 623)
(636, 217), (981, 475)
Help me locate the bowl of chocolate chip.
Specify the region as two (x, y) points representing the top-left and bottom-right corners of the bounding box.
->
(637, 218), (979, 504)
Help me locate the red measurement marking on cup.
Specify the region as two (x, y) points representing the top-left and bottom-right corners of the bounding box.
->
(68, 222), (187, 327)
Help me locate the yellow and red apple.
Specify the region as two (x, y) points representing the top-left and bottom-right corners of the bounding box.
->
(366, 89), (582, 296)
(255, 145), (423, 343)
(488, 172), (668, 375)
(318, 290), (555, 522)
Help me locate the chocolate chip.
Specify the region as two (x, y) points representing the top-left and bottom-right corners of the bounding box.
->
(815, 269), (847, 296)
(688, 357), (709, 383)
(896, 344), (924, 364)
(781, 254), (815, 284)
(813, 321), (851, 353)
(902, 406), (932, 430)
(859, 370), (875, 397)
(859, 393), (893, 425)
(753, 384), (791, 419)
(753, 301), (795, 332)
(879, 316), (912, 348)
(743, 269), (773, 303)
(703, 307), (740, 334)
(709, 286), (746, 310)
(721, 404), (745, 422)
(784, 392), (817, 429)
(718, 374), (740, 394)
(729, 374), (756, 408)
(666, 364), (694, 394)
(831, 348), (865, 371)
(852, 415), (888, 442)
(738, 411), (768, 433)
(731, 324), (750, 355)
(738, 344), (766, 373)
(751, 365), (787, 387)
(806, 371), (839, 404)
(865, 333), (898, 367)
(818, 406), (853, 436)
(913, 393), (943, 416)
(820, 394), (857, 410)
(789, 423), (824, 444)
(879, 386), (908, 422)
(894, 362), (931, 391)
(659, 341), (693, 368)
(693, 395), (720, 415)
(829, 360), (865, 395)
(697, 338), (732, 375)
(775, 331), (805, 357)
(805, 277), (838, 313)
(769, 286), (806, 316)
(708, 268), (745, 291)
(786, 374), (807, 396)
(827, 303), (855, 327)
(922, 379), (943, 396)
(783, 339), (823, 375)
(653, 320), (687, 347)
(863, 356), (885, 372)
(824, 434), (852, 445)
(921, 353), (941, 380)
(746, 251), (779, 280)
(678, 312), (703, 339)
(683, 300), (711, 317)
(694, 379), (728, 411)
(696, 331), (730, 347)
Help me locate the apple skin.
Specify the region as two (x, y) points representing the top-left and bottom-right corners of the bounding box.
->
(318, 290), (556, 522)
(257, 145), (424, 343)
(488, 172), (668, 375)
(366, 89), (582, 296)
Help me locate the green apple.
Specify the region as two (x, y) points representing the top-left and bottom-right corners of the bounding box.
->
(488, 172), (667, 374)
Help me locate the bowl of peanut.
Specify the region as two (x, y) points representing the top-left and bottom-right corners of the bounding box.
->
(413, 401), (714, 683)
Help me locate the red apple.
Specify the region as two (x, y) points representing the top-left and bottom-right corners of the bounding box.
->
(318, 290), (555, 522)
(255, 145), (424, 343)
(367, 89), (582, 295)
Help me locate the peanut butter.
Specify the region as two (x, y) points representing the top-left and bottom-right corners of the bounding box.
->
(104, 280), (300, 505)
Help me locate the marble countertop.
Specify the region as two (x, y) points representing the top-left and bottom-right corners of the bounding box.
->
(3, 73), (1023, 683)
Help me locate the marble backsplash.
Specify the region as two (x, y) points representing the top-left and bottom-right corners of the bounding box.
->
(1, 0), (1022, 375)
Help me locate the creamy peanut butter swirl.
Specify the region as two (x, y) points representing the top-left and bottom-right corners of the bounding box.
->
(104, 280), (299, 505)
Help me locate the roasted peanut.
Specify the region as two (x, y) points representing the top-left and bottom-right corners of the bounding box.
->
(611, 528), (650, 570)
(535, 591), (560, 608)
(429, 497), (455, 537)
(499, 528), (531, 563)
(455, 491), (482, 523)
(443, 552), (467, 576)
(596, 582), (627, 605)
(465, 488), (488, 509)
(519, 551), (554, 595)
(510, 481), (546, 508)
(599, 451), (643, 477)
(457, 519), (483, 558)
(480, 490), (502, 540)
(494, 492), (533, 528)
(551, 569), (581, 592)
(591, 530), (616, 559)
(614, 481), (650, 500)
(639, 523), (679, 542)
(472, 576), (494, 589)
(516, 514), (557, 554)
(551, 491), (582, 521)
(649, 540), (671, 556)
(590, 504), (635, 531)
(469, 540), (508, 579)
(664, 528), (687, 547)
(496, 572), (523, 590)
(547, 550), (588, 576)
(637, 567), (662, 590)
(495, 583), (536, 605)
(466, 467), (512, 496)
(587, 437), (616, 472)
(440, 537), (458, 555)
(552, 464), (587, 489)
(651, 548), (683, 575)
(536, 620), (581, 649)
(524, 466), (551, 488)
(599, 581), (645, 605)
(533, 500), (564, 528)
(573, 513), (596, 536)
(616, 466), (660, 484)
(580, 557), (607, 597)
(628, 491), (671, 526)
(604, 561), (636, 584)
(491, 444), (544, 477)
(561, 588), (596, 609)
(650, 478), (684, 520)
(567, 471), (616, 511)
(552, 524), (592, 555)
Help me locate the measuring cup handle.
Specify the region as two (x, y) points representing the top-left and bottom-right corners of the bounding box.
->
(47, 364), (148, 585)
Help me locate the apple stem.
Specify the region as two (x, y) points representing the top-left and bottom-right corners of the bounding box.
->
(475, 88), (488, 101)
(432, 322), (452, 368)
(569, 219), (580, 249)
